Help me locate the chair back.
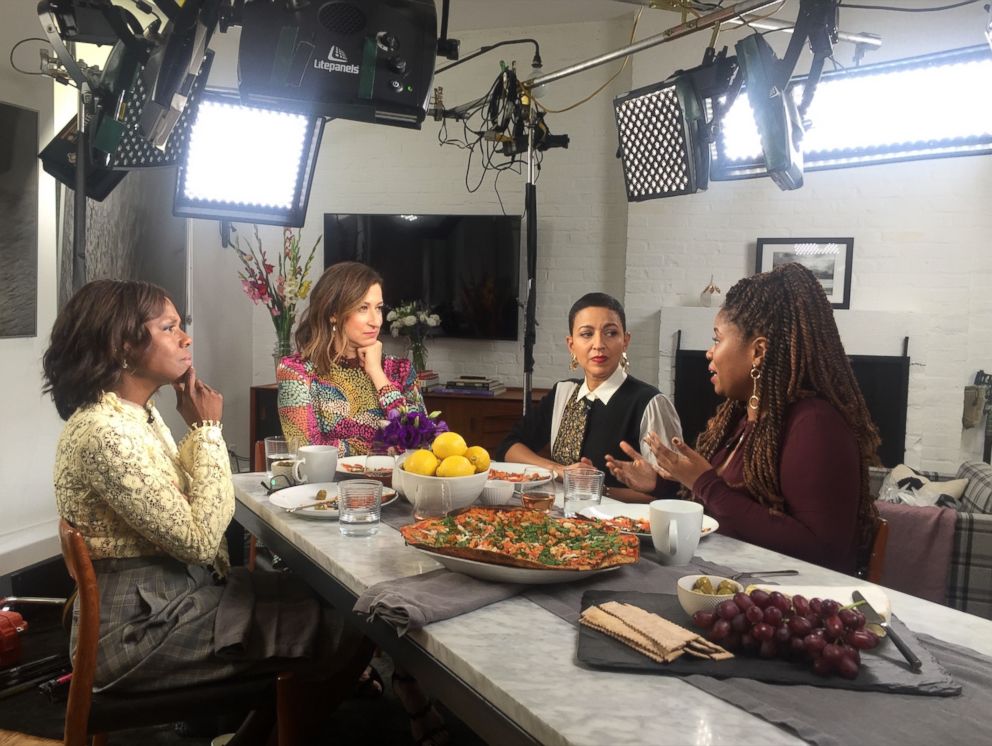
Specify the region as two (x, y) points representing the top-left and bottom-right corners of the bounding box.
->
(58, 519), (99, 746)
(865, 517), (889, 584)
(254, 440), (265, 472)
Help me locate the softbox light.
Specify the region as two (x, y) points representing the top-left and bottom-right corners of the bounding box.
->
(173, 92), (324, 226)
(237, 0), (437, 129)
(614, 76), (709, 201)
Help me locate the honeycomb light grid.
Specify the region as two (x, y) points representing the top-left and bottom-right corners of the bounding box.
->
(109, 68), (203, 168)
(615, 84), (696, 200)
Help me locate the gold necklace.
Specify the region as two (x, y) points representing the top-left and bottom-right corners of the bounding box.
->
(717, 428), (747, 475)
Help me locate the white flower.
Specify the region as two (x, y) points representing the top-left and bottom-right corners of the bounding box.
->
(387, 310), (397, 322)
(428, 314), (440, 326)
(403, 315), (417, 326)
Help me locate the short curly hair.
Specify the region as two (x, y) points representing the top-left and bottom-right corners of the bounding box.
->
(42, 279), (171, 420)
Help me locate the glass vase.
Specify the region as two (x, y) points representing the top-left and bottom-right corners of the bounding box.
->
(273, 338), (292, 380)
(410, 342), (428, 375)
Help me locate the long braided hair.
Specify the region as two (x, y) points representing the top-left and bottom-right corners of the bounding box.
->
(695, 263), (881, 552)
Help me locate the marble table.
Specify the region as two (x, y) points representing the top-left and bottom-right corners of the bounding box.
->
(233, 474), (992, 746)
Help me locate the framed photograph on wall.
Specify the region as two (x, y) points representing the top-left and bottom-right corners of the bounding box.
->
(755, 237), (853, 309)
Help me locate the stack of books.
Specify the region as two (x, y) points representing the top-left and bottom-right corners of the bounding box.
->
(416, 371), (442, 391)
(438, 376), (507, 396)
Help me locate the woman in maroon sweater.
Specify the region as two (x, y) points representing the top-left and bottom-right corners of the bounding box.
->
(608, 263), (880, 573)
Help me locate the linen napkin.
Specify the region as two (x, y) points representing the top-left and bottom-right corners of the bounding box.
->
(353, 569), (523, 636)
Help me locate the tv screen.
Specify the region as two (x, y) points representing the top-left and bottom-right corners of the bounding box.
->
(323, 213), (521, 341)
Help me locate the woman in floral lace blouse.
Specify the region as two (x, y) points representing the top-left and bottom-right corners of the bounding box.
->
(43, 281), (370, 734)
(277, 261), (426, 455)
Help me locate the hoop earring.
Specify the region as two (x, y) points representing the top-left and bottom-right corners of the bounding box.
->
(569, 354), (578, 371)
(620, 351), (630, 372)
(748, 365), (761, 410)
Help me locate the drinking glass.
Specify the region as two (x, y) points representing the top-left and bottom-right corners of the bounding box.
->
(413, 481), (453, 521)
(519, 480), (556, 513)
(338, 480), (383, 537)
(562, 465), (605, 518)
(263, 436), (292, 477)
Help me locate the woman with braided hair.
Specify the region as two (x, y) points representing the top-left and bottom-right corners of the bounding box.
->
(607, 263), (880, 573)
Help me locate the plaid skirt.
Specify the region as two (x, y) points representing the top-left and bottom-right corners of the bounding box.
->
(75, 556), (360, 693)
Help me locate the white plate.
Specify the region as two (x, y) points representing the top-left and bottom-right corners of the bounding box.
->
(337, 455), (395, 479)
(700, 514), (719, 538)
(268, 482), (397, 520)
(414, 548), (623, 585)
(579, 504), (719, 539)
(486, 462), (554, 487)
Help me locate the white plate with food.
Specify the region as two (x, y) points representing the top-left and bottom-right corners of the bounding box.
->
(413, 548), (623, 585)
(579, 504), (719, 539)
(337, 455), (395, 480)
(486, 462), (554, 486)
(268, 483), (397, 520)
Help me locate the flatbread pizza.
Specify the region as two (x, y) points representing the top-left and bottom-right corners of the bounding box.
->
(400, 506), (639, 572)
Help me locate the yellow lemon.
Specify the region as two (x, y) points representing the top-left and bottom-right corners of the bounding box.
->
(436, 455), (475, 478)
(403, 449), (439, 476)
(431, 432), (467, 460)
(464, 445), (491, 474)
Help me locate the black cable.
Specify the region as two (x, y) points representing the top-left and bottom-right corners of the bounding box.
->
(9, 37), (51, 76)
(839, 0), (981, 10)
(436, 38), (542, 75)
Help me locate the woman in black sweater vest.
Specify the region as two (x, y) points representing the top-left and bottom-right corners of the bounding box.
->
(494, 293), (682, 502)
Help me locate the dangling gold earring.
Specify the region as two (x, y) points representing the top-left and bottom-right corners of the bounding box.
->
(748, 365), (761, 410)
(121, 359), (129, 370)
(569, 354), (578, 370)
(621, 351), (630, 372)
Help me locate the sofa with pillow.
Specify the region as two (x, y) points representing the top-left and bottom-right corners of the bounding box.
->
(870, 460), (992, 620)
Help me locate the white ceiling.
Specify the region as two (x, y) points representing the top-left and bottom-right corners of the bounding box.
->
(443, 0), (638, 32)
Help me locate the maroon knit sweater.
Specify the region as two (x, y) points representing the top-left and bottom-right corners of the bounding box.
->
(692, 397), (860, 574)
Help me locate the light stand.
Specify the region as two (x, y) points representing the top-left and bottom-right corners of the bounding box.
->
(522, 100), (537, 415)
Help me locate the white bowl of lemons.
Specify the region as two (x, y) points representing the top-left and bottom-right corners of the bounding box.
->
(396, 433), (490, 512)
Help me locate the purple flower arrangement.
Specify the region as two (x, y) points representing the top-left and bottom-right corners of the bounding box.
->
(378, 406), (448, 452)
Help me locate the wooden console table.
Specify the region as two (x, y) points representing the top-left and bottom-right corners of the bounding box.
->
(250, 384), (548, 454)
(424, 387), (547, 452)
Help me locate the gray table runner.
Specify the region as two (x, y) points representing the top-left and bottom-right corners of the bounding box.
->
(363, 503), (990, 745)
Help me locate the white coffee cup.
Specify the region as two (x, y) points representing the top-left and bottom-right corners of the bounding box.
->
(293, 445), (338, 484)
(649, 499), (704, 566)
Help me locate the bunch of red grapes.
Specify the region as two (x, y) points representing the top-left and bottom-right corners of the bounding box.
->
(690, 589), (880, 679)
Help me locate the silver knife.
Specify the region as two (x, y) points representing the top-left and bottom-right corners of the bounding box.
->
(852, 590), (922, 672)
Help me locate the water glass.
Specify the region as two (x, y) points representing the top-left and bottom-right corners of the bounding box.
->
(413, 481), (453, 521)
(562, 465), (605, 518)
(338, 479), (383, 537)
(264, 436), (292, 477)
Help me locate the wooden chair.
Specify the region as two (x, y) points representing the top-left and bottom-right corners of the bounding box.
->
(58, 519), (300, 746)
(246, 440), (267, 570)
(864, 517), (889, 584)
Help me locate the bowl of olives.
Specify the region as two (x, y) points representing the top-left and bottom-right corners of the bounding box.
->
(676, 574), (744, 616)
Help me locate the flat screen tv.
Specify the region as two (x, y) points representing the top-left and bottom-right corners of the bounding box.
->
(324, 213), (521, 341)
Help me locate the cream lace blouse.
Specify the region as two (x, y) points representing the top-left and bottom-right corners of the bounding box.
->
(54, 392), (234, 574)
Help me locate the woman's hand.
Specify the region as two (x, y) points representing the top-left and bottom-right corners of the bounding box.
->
(172, 366), (223, 427)
(357, 340), (391, 391)
(357, 339), (385, 375)
(605, 443), (659, 492)
(643, 433), (711, 490)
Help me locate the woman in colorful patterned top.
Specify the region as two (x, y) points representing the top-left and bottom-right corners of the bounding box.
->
(278, 261), (425, 455)
(43, 281), (370, 735)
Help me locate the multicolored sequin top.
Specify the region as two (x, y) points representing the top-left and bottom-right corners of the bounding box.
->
(277, 353), (424, 455)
